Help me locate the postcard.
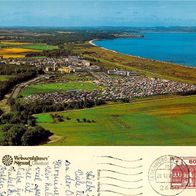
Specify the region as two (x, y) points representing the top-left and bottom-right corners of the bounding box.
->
(1, 147), (196, 196)
(0, 0), (196, 195)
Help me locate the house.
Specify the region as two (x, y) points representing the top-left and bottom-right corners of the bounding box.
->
(45, 67), (53, 72)
(58, 67), (74, 73)
(82, 60), (90, 66)
(107, 69), (138, 76)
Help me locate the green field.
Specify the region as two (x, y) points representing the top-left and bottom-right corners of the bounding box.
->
(0, 75), (14, 81)
(20, 81), (98, 97)
(34, 95), (196, 146)
(21, 44), (58, 51)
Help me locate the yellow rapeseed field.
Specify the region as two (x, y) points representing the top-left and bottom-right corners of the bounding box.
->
(2, 54), (26, 58)
(0, 47), (39, 58)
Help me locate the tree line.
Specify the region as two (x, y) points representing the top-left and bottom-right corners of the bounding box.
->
(15, 98), (106, 115)
(0, 71), (37, 100)
(0, 106), (52, 146)
(13, 31), (116, 45)
(0, 63), (43, 100)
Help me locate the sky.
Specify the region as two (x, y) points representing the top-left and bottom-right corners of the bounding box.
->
(0, 1), (196, 27)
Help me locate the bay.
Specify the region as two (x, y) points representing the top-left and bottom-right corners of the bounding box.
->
(93, 33), (196, 67)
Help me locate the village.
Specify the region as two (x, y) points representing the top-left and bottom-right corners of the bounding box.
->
(1, 55), (196, 107)
(1, 55), (101, 73)
(23, 72), (196, 106)
(7, 55), (193, 106)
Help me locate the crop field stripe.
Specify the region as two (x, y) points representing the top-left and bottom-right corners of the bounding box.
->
(20, 44), (58, 51)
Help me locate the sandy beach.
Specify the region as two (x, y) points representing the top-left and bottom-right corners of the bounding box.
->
(89, 39), (117, 53)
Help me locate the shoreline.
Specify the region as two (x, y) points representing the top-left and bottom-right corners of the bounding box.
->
(88, 39), (196, 70)
(89, 39), (117, 53)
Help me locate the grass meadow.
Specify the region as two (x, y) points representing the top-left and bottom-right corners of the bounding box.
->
(21, 44), (58, 51)
(0, 75), (14, 81)
(20, 81), (98, 97)
(0, 41), (57, 58)
(34, 95), (196, 146)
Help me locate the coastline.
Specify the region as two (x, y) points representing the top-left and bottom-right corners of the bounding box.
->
(89, 39), (117, 53)
(88, 39), (196, 69)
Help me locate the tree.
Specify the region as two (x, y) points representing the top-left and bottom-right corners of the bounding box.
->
(0, 113), (14, 124)
(0, 109), (3, 116)
(2, 125), (26, 146)
(66, 116), (71, 120)
(21, 126), (52, 146)
(2, 124), (13, 132)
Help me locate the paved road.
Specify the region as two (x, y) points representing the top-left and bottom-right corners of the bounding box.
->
(0, 75), (45, 112)
(7, 75), (45, 102)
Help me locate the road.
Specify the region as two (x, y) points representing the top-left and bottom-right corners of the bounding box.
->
(0, 75), (45, 112)
(8, 75), (45, 101)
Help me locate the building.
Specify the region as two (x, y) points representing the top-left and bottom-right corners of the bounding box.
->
(45, 67), (53, 72)
(82, 60), (90, 66)
(107, 69), (138, 76)
(58, 67), (74, 73)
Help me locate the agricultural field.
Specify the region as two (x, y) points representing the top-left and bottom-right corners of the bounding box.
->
(0, 47), (39, 58)
(0, 41), (30, 46)
(35, 95), (196, 146)
(20, 81), (98, 97)
(0, 41), (57, 58)
(0, 75), (14, 81)
(21, 43), (58, 50)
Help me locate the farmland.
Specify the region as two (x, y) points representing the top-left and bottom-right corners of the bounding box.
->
(0, 41), (30, 46)
(0, 47), (39, 58)
(0, 41), (58, 58)
(20, 81), (98, 97)
(0, 75), (14, 81)
(35, 95), (196, 146)
(21, 44), (58, 51)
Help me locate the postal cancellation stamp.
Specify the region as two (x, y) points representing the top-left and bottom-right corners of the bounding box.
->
(148, 155), (196, 196)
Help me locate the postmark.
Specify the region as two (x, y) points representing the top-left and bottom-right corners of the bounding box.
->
(148, 155), (189, 196)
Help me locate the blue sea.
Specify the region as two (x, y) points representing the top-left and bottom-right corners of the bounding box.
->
(93, 33), (196, 67)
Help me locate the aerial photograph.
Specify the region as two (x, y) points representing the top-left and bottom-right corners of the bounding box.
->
(0, 0), (195, 146)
